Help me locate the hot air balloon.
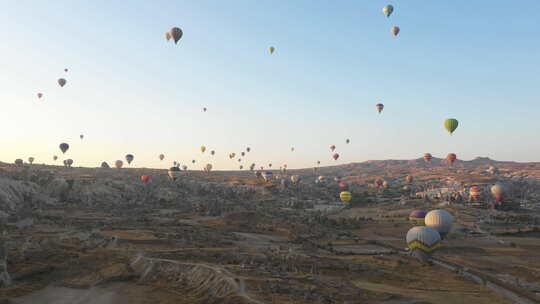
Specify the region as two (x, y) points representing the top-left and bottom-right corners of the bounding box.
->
(391, 26), (400, 37)
(238, 158), (242, 162)
(28, 157), (34, 164)
(330, 145), (336, 152)
(376, 103), (384, 114)
(182, 165), (188, 171)
(339, 182), (348, 191)
(332, 153), (339, 161)
(409, 210), (427, 226)
(64, 68), (68, 72)
(318, 176), (326, 182)
(204, 163), (213, 172)
(269, 46), (275, 54)
(37, 93), (43, 99)
(200, 146), (206, 153)
(268, 163), (272, 168)
(340, 191), (352, 203)
(383, 181), (389, 189)
(125, 154), (134, 165)
(444, 118), (459, 135)
(211, 150), (215, 156)
(165, 31), (172, 41)
(115, 160), (123, 169)
(192, 160), (196, 164)
(141, 175), (152, 183)
(159, 154), (165, 161)
(14, 159), (23, 167)
(173, 161), (177, 166)
(53, 155), (58, 161)
(406, 175), (413, 183)
(346, 139), (350, 144)
(291, 147), (295, 152)
(239, 165), (243, 170)
(406, 226), (441, 253)
(80, 134), (84, 140)
(168, 166), (181, 180)
(59, 143), (69, 154)
(491, 183), (506, 201)
(58, 78), (66, 87)
(382, 5), (394, 17)
(317, 160), (321, 165)
(446, 153), (457, 165)
(203, 107), (207, 112)
(170, 27), (183, 44)
(291, 175), (300, 184)
(425, 210), (454, 239)
(423, 153), (432, 162)
(375, 177), (383, 188)
(101, 162), (110, 168)
(241, 152), (245, 157)
(469, 186), (482, 201)
(262, 171), (273, 182)
(246, 147), (251, 152)
(334, 177), (341, 183)
(66, 159), (73, 167)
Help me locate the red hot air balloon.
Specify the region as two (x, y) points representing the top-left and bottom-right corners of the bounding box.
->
(339, 182), (348, 191)
(375, 177), (383, 188)
(141, 175), (152, 183)
(423, 153), (433, 162)
(330, 145), (336, 152)
(446, 153), (457, 165)
(332, 153), (339, 160)
(469, 186), (482, 200)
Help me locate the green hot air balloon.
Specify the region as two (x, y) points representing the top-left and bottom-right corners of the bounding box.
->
(444, 118), (459, 135)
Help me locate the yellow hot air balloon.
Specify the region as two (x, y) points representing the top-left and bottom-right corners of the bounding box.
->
(340, 191), (352, 203)
(269, 46), (275, 54)
(165, 31), (172, 41)
(201, 146), (206, 153)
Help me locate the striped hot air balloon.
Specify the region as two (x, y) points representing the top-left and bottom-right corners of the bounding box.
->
(340, 191), (352, 203)
(444, 118), (459, 135)
(446, 153), (457, 165)
(425, 210), (454, 239)
(423, 153), (433, 162)
(376, 103), (384, 114)
(469, 186), (482, 201)
(409, 210), (427, 226)
(406, 226), (441, 253)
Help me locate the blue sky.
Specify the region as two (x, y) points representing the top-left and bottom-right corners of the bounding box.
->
(0, 1), (539, 169)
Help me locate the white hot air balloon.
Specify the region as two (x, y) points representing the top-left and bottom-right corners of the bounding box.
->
(425, 210), (454, 239)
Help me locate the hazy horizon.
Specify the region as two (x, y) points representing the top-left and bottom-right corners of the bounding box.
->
(2, 1), (539, 170)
